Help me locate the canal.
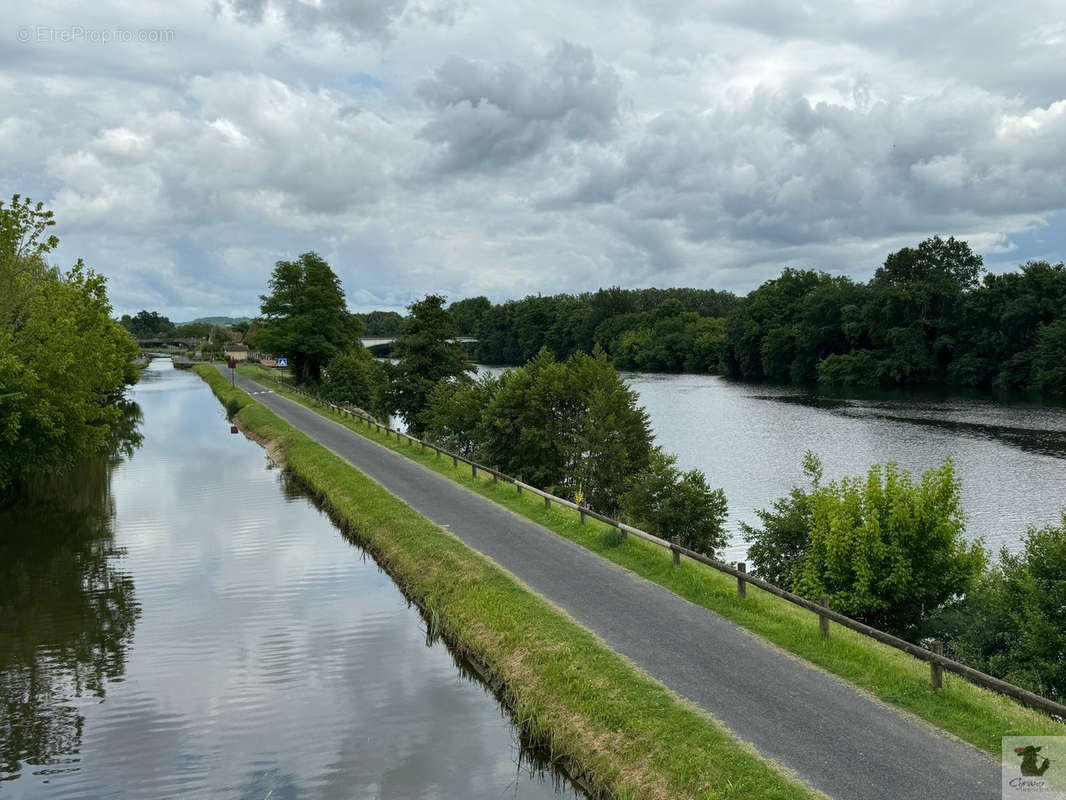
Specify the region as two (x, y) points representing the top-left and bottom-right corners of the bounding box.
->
(0, 359), (581, 799)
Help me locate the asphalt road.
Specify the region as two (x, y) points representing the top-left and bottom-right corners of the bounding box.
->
(222, 366), (1000, 800)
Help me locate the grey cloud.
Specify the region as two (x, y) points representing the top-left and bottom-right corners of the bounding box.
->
(415, 41), (620, 172)
(215, 0), (413, 41)
(553, 87), (1066, 251)
(2, 0), (1066, 317)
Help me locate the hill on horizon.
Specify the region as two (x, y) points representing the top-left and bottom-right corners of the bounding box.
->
(181, 316), (251, 326)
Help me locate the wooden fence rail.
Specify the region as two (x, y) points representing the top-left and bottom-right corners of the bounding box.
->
(270, 377), (1066, 720)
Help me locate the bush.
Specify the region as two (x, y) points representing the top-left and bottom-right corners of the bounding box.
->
(225, 397), (241, 419)
(796, 457), (986, 636)
(932, 515), (1066, 702)
(742, 452), (821, 588)
(620, 449), (728, 556)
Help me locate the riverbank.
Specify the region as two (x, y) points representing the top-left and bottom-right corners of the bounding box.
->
(194, 365), (820, 800)
(234, 363), (1063, 756)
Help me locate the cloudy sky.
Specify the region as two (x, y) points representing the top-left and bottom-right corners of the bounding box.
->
(4, 1), (1065, 319)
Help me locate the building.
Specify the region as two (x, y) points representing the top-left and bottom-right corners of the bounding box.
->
(223, 343), (250, 362)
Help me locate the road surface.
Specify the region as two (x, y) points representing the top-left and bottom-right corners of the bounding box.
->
(221, 366), (1000, 800)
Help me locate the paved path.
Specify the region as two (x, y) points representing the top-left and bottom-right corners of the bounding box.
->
(222, 367), (1000, 800)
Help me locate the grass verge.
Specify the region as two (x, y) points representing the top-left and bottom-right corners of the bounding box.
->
(196, 364), (820, 800)
(238, 362), (1064, 755)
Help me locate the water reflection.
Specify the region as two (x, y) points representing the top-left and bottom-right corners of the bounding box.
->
(2, 360), (579, 799)
(0, 403), (143, 782)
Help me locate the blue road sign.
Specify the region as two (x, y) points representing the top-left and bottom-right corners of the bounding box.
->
(277, 357), (288, 367)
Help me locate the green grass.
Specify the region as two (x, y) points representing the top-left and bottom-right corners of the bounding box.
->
(237, 362), (1065, 755)
(196, 365), (821, 800)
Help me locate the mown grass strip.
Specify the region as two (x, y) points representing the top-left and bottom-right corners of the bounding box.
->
(196, 365), (820, 800)
(237, 363), (1064, 754)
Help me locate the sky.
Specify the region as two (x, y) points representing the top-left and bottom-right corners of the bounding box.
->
(3, 1), (1065, 319)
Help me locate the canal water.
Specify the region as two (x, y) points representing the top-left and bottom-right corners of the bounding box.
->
(0, 359), (581, 799)
(475, 365), (1066, 561)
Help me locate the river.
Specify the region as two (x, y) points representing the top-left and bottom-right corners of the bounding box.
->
(0, 359), (581, 799)
(475, 365), (1066, 561)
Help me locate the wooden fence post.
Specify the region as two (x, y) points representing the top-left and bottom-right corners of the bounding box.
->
(819, 596), (830, 640)
(544, 495), (550, 510)
(671, 537), (680, 565)
(930, 640), (944, 690)
(737, 562), (747, 598)
(452, 455), (458, 467)
(472, 463), (477, 478)
(579, 504), (586, 525)
(492, 467), (498, 484)
(517, 476), (523, 495)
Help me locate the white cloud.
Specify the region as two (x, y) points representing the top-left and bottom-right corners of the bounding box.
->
(0, 0), (1063, 317)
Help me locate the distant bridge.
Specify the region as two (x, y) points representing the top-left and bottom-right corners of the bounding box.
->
(137, 337), (201, 349)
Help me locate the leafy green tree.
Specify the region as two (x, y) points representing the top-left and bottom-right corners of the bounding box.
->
(257, 252), (360, 383)
(796, 458), (986, 635)
(931, 515), (1066, 702)
(119, 310), (175, 339)
(355, 310), (405, 337)
(447, 296), (491, 336)
(742, 452), (822, 588)
(479, 348), (652, 510)
(322, 347), (385, 418)
(1029, 319), (1066, 394)
(209, 325), (231, 347)
(174, 321), (212, 339)
(386, 294), (473, 433)
(0, 195), (138, 491)
(419, 373), (500, 457)
(620, 449), (728, 555)
(873, 235), (983, 290)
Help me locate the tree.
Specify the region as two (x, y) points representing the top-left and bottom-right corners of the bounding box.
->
(620, 449), (728, 555)
(0, 195), (138, 491)
(119, 310), (175, 339)
(478, 348), (653, 510)
(447, 296), (491, 336)
(742, 452), (822, 588)
(1030, 319), (1066, 394)
(257, 252), (360, 383)
(932, 515), (1066, 702)
(419, 373), (500, 457)
(796, 458), (986, 635)
(355, 310), (404, 337)
(173, 321), (212, 339)
(321, 347), (385, 419)
(873, 235), (983, 291)
(386, 294), (473, 433)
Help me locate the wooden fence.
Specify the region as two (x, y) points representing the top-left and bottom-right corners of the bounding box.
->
(271, 377), (1066, 721)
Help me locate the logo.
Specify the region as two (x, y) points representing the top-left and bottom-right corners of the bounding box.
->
(1017, 746), (1052, 778)
(1003, 737), (1064, 799)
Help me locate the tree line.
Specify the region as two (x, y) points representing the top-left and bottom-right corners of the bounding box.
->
(437, 237), (1066, 394)
(0, 196), (139, 493)
(256, 250), (1065, 704)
